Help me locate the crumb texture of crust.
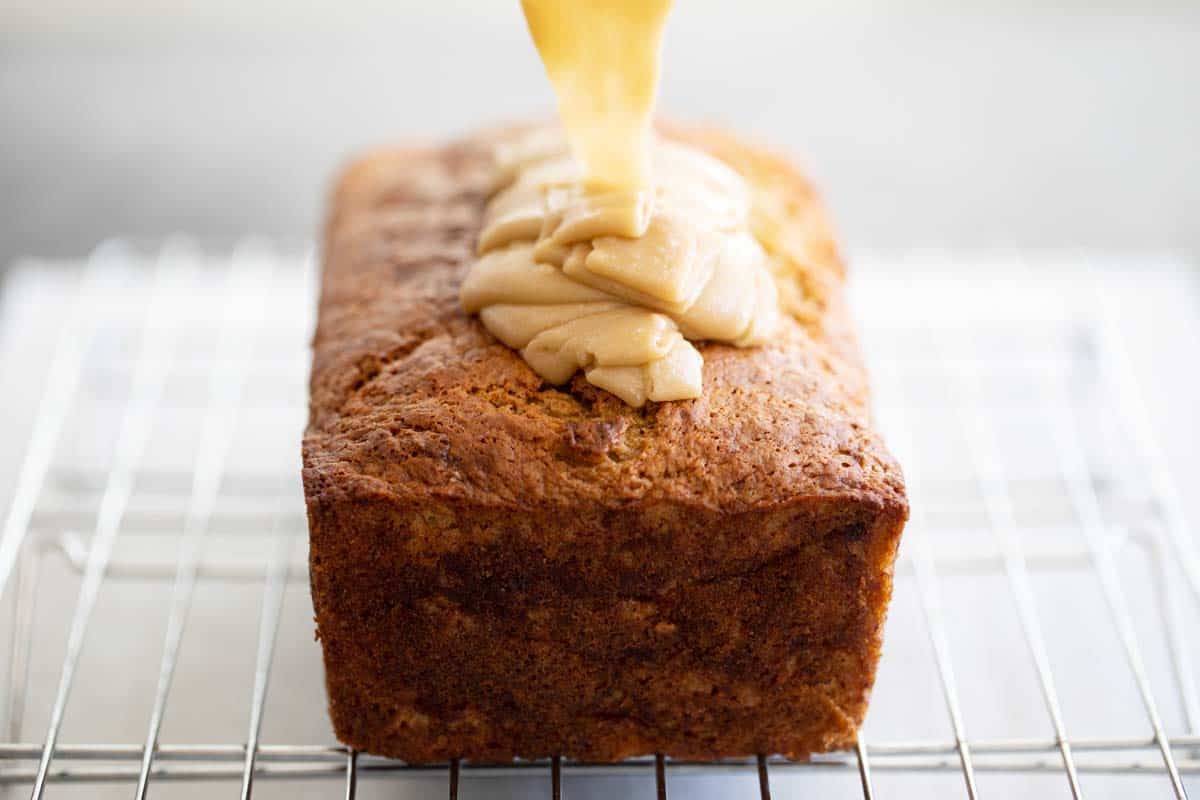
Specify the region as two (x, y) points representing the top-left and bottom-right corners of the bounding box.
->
(303, 124), (909, 763)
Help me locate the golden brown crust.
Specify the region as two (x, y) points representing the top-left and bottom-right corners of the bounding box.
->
(303, 125), (907, 763)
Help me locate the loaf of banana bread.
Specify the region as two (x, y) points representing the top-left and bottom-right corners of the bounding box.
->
(303, 125), (907, 763)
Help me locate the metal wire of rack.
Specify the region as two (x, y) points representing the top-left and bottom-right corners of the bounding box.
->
(0, 241), (1198, 799)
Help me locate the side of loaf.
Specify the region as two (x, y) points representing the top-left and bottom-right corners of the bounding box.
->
(303, 126), (908, 762)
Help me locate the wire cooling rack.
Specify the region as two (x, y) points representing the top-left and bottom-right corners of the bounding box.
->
(0, 242), (1198, 799)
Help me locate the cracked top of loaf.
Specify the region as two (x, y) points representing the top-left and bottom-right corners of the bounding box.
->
(303, 124), (906, 520)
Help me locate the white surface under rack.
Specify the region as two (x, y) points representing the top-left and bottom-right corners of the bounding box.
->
(0, 242), (1198, 799)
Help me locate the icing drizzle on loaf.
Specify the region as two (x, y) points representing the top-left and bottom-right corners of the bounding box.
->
(460, 131), (780, 407)
(458, 0), (779, 407)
